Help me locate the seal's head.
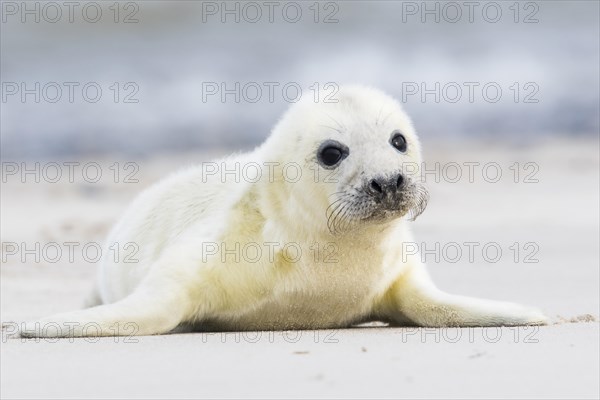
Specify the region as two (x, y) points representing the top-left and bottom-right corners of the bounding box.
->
(264, 85), (428, 236)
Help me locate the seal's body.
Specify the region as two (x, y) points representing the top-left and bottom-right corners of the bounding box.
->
(22, 86), (546, 337)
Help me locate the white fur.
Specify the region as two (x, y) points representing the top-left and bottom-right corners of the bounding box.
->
(21, 86), (547, 338)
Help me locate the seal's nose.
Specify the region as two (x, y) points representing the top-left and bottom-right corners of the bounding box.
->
(367, 173), (404, 202)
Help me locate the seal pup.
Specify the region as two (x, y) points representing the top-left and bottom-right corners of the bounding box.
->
(20, 85), (547, 337)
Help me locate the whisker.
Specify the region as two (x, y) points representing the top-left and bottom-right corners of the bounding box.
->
(341, 205), (354, 232)
(331, 201), (350, 234)
(327, 197), (348, 233)
(327, 191), (345, 198)
(408, 184), (429, 221)
(326, 200), (345, 224)
(375, 105), (385, 126)
(380, 110), (394, 126)
(319, 124), (342, 134)
(323, 112), (346, 131)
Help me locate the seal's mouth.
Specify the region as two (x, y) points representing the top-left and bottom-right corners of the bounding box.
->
(326, 181), (429, 235)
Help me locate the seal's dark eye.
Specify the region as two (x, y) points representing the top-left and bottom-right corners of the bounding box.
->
(390, 131), (407, 153)
(320, 147), (343, 166)
(317, 140), (349, 168)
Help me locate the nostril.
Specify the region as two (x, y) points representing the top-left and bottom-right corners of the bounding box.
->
(370, 180), (383, 194)
(396, 174), (404, 188)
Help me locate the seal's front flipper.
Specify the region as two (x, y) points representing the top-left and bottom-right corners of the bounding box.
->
(381, 264), (548, 327)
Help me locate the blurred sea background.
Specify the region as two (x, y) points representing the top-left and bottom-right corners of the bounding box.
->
(1, 0), (598, 159)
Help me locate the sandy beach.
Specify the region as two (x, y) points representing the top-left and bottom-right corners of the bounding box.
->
(1, 138), (598, 399)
